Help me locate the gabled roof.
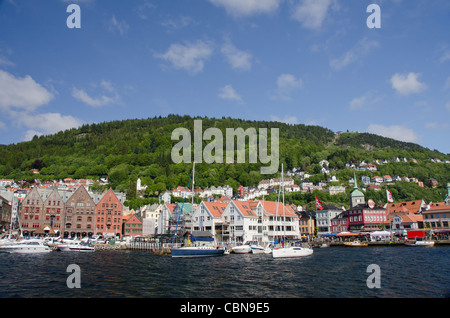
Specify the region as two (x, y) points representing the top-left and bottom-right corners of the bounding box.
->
(385, 200), (424, 214)
(203, 201), (228, 218)
(233, 200), (257, 217)
(258, 200), (296, 217)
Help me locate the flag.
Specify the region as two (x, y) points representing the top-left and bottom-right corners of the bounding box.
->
(386, 189), (394, 203)
(316, 197), (323, 210)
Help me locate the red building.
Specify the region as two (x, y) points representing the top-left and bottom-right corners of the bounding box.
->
(95, 189), (123, 237)
(347, 204), (388, 232)
(123, 213), (143, 237)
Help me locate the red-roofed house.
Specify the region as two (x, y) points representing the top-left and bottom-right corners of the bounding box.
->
(258, 200), (300, 242)
(123, 213), (143, 237)
(192, 201), (228, 241)
(222, 200), (262, 244)
(422, 202), (450, 230)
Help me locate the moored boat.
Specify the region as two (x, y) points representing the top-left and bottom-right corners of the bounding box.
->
(58, 240), (95, 252)
(0, 239), (51, 254)
(272, 246), (314, 258)
(405, 239), (435, 247)
(343, 240), (368, 247)
(231, 243), (252, 254)
(171, 246), (225, 258)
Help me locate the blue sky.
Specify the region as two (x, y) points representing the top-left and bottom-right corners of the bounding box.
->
(0, 0), (449, 154)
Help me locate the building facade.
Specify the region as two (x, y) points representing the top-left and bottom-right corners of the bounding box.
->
(64, 186), (96, 238)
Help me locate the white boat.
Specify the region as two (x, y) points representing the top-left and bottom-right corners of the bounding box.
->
(231, 243), (252, 254)
(405, 239), (435, 247)
(272, 246), (314, 258)
(343, 240), (368, 247)
(271, 165), (314, 259)
(0, 239), (51, 254)
(251, 245), (265, 254)
(58, 240), (95, 252)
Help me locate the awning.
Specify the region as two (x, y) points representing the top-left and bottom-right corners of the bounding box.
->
(336, 232), (360, 236)
(322, 233), (337, 237)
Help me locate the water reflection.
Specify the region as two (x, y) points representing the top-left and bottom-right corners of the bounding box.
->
(0, 247), (448, 298)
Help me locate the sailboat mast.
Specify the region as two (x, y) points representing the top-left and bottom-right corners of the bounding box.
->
(282, 164), (286, 246)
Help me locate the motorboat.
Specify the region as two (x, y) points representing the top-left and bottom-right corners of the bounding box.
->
(58, 239), (95, 252)
(250, 245), (265, 254)
(231, 243), (252, 254)
(0, 239), (51, 254)
(171, 246), (225, 258)
(405, 239), (435, 247)
(343, 240), (368, 247)
(272, 246), (314, 258)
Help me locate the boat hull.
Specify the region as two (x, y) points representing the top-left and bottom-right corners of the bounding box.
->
(231, 245), (252, 254)
(272, 247), (313, 258)
(405, 241), (435, 247)
(171, 247), (225, 258)
(251, 246), (265, 254)
(0, 242), (51, 254)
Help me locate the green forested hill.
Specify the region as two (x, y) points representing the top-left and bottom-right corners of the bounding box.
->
(1, 115), (449, 208)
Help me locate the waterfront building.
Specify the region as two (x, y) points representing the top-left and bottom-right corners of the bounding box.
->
(192, 201), (228, 241)
(0, 194), (12, 233)
(258, 200), (300, 243)
(157, 203), (176, 235)
(297, 211), (315, 236)
(123, 213), (143, 237)
(422, 201), (450, 230)
(95, 188), (124, 238)
(347, 203), (388, 232)
(64, 186), (96, 238)
(385, 200), (424, 233)
(331, 211), (348, 233)
(222, 200), (259, 244)
(316, 205), (345, 235)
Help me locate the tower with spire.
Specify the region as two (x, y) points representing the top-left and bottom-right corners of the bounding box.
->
(350, 172), (365, 208)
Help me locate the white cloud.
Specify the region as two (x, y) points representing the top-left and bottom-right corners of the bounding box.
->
(17, 112), (83, 140)
(221, 38), (253, 71)
(209, 0), (281, 17)
(270, 115), (299, 125)
(72, 87), (117, 107)
(291, 0), (337, 30)
(330, 37), (379, 70)
(218, 85), (243, 103)
(154, 40), (214, 73)
(390, 72), (426, 96)
(161, 16), (194, 31)
(0, 70), (54, 112)
(368, 124), (421, 144)
(349, 91), (382, 111)
(271, 73), (303, 101)
(109, 15), (129, 35)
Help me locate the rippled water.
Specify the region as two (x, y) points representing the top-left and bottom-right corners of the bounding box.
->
(0, 246), (448, 298)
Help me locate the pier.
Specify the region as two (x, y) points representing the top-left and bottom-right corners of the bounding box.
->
(310, 240), (450, 247)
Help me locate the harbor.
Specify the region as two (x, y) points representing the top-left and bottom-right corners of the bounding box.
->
(0, 244), (448, 298)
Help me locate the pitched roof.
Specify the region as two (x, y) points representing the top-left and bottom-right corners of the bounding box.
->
(233, 200), (257, 217)
(424, 202), (450, 212)
(203, 201), (228, 218)
(258, 200), (296, 217)
(385, 200), (424, 214)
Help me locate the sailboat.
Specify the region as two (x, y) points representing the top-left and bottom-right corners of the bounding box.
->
(171, 163), (225, 258)
(272, 164), (314, 259)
